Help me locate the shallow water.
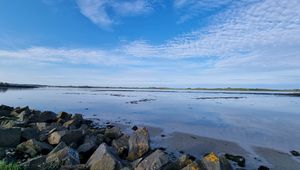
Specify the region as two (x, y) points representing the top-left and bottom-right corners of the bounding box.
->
(1, 87), (299, 152)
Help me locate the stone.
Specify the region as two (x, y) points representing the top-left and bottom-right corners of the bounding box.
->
(87, 143), (123, 170)
(0, 120), (15, 128)
(0, 105), (14, 116)
(178, 155), (196, 168)
(225, 153), (245, 167)
(290, 150), (300, 157)
(0, 128), (21, 147)
(19, 110), (56, 123)
(112, 134), (129, 158)
(60, 164), (88, 170)
(199, 153), (232, 170)
(57, 112), (72, 121)
(20, 155), (46, 170)
(127, 127), (150, 161)
(105, 126), (122, 140)
(48, 129), (84, 145)
(21, 127), (39, 140)
(46, 147), (80, 168)
(49, 142), (67, 155)
(63, 119), (81, 129)
(135, 149), (169, 170)
(258, 165), (270, 170)
(16, 139), (53, 157)
(181, 162), (200, 170)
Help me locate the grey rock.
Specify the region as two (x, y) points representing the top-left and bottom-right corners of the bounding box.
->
(60, 164), (88, 170)
(199, 152), (232, 170)
(48, 129), (84, 145)
(105, 126), (122, 140)
(0, 105), (14, 116)
(127, 127), (150, 161)
(49, 142), (67, 155)
(135, 149), (169, 170)
(0, 128), (21, 147)
(16, 139), (53, 157)
(78, 135), (98, 154)
(46, 146), (80, 168)
(87, 143), (123, 170)
(112, 134), (129, 157)
(20, 155), (46, 170)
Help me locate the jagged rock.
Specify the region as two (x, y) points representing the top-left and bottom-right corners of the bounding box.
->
(0, 105), (14, 116)
(72, 113), (83, 121)
(18, 110), (56, 123)
(0, 120), (15, 128)
(46, 146), (80, 168)
(135, 149), (169, 170)
(105, 126), (122, 140)
(48, 129), (84, 145)
(78, 135), (98, 154)
(63, 119), (80, 129)
(181, 162), (200, 170)
(49, 142), (67, 155)
(57, 112), (72, 121)
(225, 153), (245, 167)
(112, 134), (129, 158)
(87, 143), (123, 170)
(21, 127), (39, 140)
(20, 155), (46, 170)
(163, 154), (196, 169)
(0, 127), (21, 147)
(127, 127), (150, 161)
(199, 153), (232, 170)
(60, 164), (88, 170)
(258, 165), (270, 170)
(16, 139), (53, 157)
(290, 150), (300, 157)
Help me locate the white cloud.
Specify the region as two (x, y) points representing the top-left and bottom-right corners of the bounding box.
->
(76, 0), (156, 28)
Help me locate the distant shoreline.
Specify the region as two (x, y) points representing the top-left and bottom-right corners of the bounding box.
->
(1, 82), (299, 92)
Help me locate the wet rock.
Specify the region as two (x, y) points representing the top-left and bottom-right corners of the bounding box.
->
(0, 127), (21, 147)
(72, 113), (83, 121)
(20, 155), (46, 170)
(49, 142), (67, 155)
(181, 162), (200, 170)
(290, 150), (300, 157)
(132, 126), (138, 131)
(112, 134), (129, 158)
(57, 112), (72, 121)
(135, 149), (169, 170)
(18, 110), (57, 123)
(225, 153), (245, 167)
(127, 127), (150, 161)
(258, 165), (270, 170)
(21, 127), (39, 140)
(48, 129), (84, 145)
(16, 139), (53, 157)
(199, 152), (232, 170)
(46, 147), (80, 168)
(87, 143), (123, 170)
(178, 154), (196, 168)
(105, 126), (122, 140)
(78, 135), (98, 162)
(0, 120), (15, 128)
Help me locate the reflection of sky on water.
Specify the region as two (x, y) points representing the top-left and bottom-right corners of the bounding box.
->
(0, 87), (299, 151)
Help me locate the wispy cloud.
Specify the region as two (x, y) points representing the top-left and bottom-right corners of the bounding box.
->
(76, 0), (157, 29)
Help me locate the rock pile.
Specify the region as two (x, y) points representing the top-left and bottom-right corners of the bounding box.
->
(0, 104), (236, 170)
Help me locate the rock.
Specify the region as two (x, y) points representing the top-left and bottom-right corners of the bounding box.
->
(178, 154), (196, 168)
(19, 110), (56, 123)
(17, 109), (32, 122)
(225, 153), (245, 167)
(36, 111), (57, 123)
(135, 149), (169, 170)
(60, 164), (88, 170)
(57, 112), (72, 121)
(105, 126), (122, 140)
(112, 134), (129, 158)
(290, 150), (300, 157)
(20, 155), (46, 170)
(49, 142), (67, 155)
(35, 122), (49, 131)
(21, 127), (39, 140)
(63, 119), (81, 129)
(132, 126), (138, 131)
(0, 120), (15, 128)
(48, 129), (84, 145)
(0, 105), (13, 116)
(181, 162), (200, 170)
(46, 147), (80, 168)
(127, 127), (150, 161)
(87, 143), (123, 170)
(199, 153), (232, 170)
(16, 139), (53, 157)
(0, 128), (21, 147)
(77, 135), (98, 162)
(258, 165), (270, 170)
(72, 113), (83, 121)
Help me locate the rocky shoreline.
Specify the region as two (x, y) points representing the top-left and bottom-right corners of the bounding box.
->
(0, 104), (273, 170)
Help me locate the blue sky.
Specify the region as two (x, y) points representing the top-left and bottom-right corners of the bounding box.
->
(0, 0), (299, 88)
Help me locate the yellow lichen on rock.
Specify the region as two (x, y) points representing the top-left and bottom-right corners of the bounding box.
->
(204, 152), (219, 163)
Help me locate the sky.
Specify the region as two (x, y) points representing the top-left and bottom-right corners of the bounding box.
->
(0, 0), (299, 88)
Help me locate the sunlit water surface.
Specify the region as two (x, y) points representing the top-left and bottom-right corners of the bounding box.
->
(0, 87), (299, 151)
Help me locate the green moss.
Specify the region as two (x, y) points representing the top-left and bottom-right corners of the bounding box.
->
(0, 161), (22, 170)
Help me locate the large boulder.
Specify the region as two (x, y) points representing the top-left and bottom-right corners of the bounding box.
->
(199, 153), (232, 170)
(18, 110), (56, 123)
(20, 155), (46, 170)
(0, 128), (21, 147)
(78, 135), (98, 162)
(16, 139), (53, 157)
(46, 146), (80, 169)
(21, 127), (39, 140)
(127, 127), (150, 161)
(48, 129), (84, 145)
(112, 134), (129, 158)
(86, 143), (123, 170)
(135, 149), (170, 170)
(105, 126), (122, 140)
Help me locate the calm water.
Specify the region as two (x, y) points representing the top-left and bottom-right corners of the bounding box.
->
(1, 87), (299, 151)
